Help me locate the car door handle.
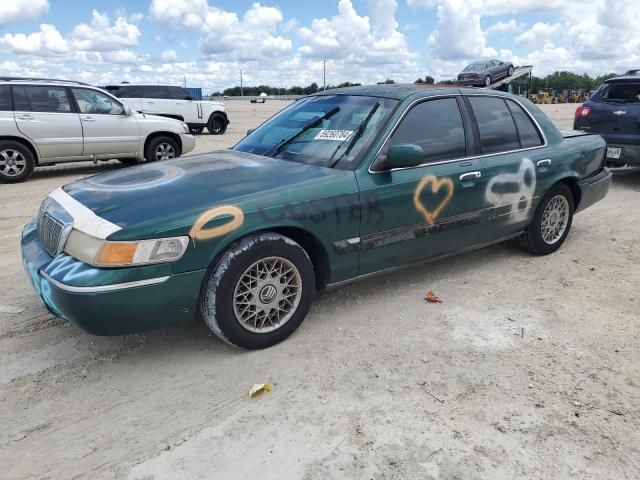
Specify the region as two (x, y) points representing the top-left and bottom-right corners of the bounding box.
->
(17, 114), (33, 120)
(537, 159), (551, 167)
(459, 171), (481, 181)
(82, 116), (96, 122)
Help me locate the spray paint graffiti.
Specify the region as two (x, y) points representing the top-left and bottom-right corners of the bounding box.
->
(190, 205), (245, 240)
(413, 175), (454, 224)
(484, 158), (536, 223)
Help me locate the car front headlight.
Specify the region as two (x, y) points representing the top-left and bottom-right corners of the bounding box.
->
(180, 122), (190, 133)
(64, 229), (189, 267)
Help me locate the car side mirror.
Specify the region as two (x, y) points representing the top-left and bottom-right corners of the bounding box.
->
(385, 144), (424, 170)
(123, 104), (133, 116)
(184, 96), (194, 100)
(246, 128), (255, 136)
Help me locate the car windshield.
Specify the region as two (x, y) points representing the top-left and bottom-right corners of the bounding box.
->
(463, 63), (485, 72)
(233, 95), (398, 169)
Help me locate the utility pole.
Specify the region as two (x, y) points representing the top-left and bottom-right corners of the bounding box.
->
(240, 69), (243, 97)
(323, 59), (326, 91)
(183, 75), (186, 88)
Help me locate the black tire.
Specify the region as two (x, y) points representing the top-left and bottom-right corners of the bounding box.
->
(144, 135), (179, 162)
(507, 65), (514, 77)
(484, 75), (492, 87)
(520, 183), (574, 255)
(117, 158), (138, 165)
(207, 113), (227, 135)
(198, 232), (315, 349)
(190, 126), (204, 135)
(0, 140), (35, 183)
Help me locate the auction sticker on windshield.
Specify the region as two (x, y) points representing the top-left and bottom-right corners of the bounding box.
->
(314, 129), (355, 141)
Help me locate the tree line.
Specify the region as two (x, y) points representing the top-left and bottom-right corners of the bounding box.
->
(213, 70), (622, 96)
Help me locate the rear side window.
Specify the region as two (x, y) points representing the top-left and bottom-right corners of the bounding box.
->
(13, 86), (72, 113)
(599, 82), (640, 103)
(468, 96), (519, 154)
(144, 86), (171, 99)
(108, 85), (144, 98)
(506, 100), (543, 148)
(386, 97), (466, 163)
(0, 85), (11, 110)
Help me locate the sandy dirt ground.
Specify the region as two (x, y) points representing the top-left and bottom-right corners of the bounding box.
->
(0, 100), (639, 480)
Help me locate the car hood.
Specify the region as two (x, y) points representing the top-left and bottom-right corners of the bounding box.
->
(63, 149), (345, 238)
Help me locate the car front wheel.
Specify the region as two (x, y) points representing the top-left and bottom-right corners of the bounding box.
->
(207, 113), (227, 135)
(520, 183), (574, 255)
(145, 135), (179, 162)
(484, 75), (492, 86)
(198, 232), (316, 349)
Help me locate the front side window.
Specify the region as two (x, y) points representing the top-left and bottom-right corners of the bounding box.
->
(468, 96), (520, 154)
(234, 95), (398, 169)
(0, 85), (11, 111)
(382, 97), (467, 165)
(144, 86), (171, 99)
(14, 86), (72, 113)
(107, 85), (144, 98)
(168, 87), (192, 100)
(72, 88), (124, 115)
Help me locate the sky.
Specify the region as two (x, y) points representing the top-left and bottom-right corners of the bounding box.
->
(0, 0), (638, 91)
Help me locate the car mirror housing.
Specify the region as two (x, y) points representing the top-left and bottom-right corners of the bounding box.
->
(123, 104), (133, 116)
(184, 96), (194, 101)
(385, 144), (424, 170)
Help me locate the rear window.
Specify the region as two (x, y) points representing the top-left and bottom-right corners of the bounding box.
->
(468, 96), (520, 154)
(506, 100), (543, 148)
(12, 85), (72, 113)
(0, 85), (11, 110)
(598, 82), (640, 103)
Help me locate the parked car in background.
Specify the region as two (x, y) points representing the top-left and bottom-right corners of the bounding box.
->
(104, 84), (229, 135)
(457, 60), (515, 87)
(574, 74), (640, 166)
(22, 85), (610, 348)
(0, 78), (195, 183)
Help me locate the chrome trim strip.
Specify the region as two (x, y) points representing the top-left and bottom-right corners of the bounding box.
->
(48, 187), (121, 239)
(40, 272), (170, 293)
(367, 93), (548, 174)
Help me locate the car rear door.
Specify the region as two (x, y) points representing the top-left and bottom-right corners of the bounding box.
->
(464, 94), (550, 239)
(12, 85), (83, 159)
(142, 85), (174, 117)
(70, 87), (140, 157)
(355, 96), (488, 275)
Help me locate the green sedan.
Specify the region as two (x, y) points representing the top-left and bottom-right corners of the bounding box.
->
(22, 85), (612, 349)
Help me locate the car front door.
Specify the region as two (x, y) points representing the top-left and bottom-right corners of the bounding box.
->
(464, 94), (550, 239)
(355, 96), (489, 275)
(70, 88), (140, 157)
(12, 85), (83, 160)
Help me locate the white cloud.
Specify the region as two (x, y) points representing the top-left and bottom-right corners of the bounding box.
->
(1, 24), (68, 56)
(0, 0), (49, 27)
(485, 19), (525, 35)
(70, 10), (141, 51)
(515, 22), (561, 47)
(161, 49), (179, 62)
(149, 0), (209, 30)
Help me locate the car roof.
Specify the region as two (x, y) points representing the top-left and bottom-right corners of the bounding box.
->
(311, 83), (511, 101)
(104, 84), (184, 87)
(606, 75), (640, 83)
(0, 77), (92, 86)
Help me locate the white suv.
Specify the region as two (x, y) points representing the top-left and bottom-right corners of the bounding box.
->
(0, 78), (196, 183)
(104, 84), (229, 135)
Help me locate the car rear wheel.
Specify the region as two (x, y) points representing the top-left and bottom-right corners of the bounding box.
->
(207, 113), (227, 135)
(520, 183), (574, 255)
(145, 135), (179, 162)
(484, 75), (492, 87)
(0, 140), (35, 183)
(198, 232), (315, 349)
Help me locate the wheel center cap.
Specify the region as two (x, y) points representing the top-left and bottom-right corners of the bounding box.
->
(259, 284), (278, 304)
(550, 213), (558, 225)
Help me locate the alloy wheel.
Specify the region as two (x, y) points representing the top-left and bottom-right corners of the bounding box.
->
(0, 149), (26, 177)
(154, 143), (176, 161)
(541, 195), (570, 244)
(233, 256), (302, 333)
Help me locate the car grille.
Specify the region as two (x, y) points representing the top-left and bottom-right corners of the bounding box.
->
(37, 210), (66, 256)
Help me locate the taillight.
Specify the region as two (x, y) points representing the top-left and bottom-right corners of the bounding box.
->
(575, 106), (591, 118)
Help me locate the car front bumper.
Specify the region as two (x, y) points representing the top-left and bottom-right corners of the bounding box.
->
(180, 133), (196, 155)
(575, 168), (612, 213)
(21, 219), (206, 335)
